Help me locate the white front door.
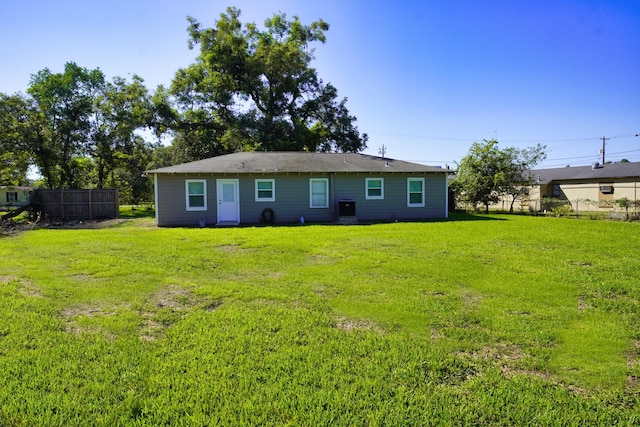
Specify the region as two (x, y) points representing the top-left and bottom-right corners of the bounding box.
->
(216, 179), (240, 224)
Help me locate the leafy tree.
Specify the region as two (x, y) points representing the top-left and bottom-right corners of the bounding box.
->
(453, 139), (546, 213)
(0, 93), (36, 185)
(93, 75), (153, 189)
(28, 62), (105, 188)
(163, 7), (367, 158)
(501, 144), (547, 213)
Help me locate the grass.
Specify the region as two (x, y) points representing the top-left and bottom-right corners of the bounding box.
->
(1, 213), (639, 425)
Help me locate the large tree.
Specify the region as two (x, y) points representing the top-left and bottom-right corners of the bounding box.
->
(93, 75), (154, 189)
(453, 139), (546, 213)
(28, 62), (105, 188)
(161, 7), (367, 159)
(0, 93), (37, 185)
(501, 144), (547, 213)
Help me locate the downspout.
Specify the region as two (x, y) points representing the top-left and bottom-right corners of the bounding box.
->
(445, 173), (449, 219)
(330, 172), (336, 216)
(154, 173), (159, 226)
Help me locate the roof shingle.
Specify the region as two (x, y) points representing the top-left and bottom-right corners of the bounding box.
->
(533, 162), (640, 184)
(147, 152), (445, 174)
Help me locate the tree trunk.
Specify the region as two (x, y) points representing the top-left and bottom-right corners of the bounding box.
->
(1, 204), (30, 220)
(510, 196), (516, 214)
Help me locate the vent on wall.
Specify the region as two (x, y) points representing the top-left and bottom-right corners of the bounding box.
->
(600, 185), (613, 194)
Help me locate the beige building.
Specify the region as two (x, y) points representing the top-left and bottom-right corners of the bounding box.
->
(497, 162), (640, 213)
(0, 186), (33, 210)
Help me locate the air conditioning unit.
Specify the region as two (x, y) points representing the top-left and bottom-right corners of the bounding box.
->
(600, 185), (613, 194)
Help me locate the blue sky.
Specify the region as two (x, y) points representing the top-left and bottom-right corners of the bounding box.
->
(2, 0), (639, 168)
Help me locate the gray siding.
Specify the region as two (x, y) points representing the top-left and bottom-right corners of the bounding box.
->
(332, 173), (447, 221)
(155, 175), (218, 226)
(154, 172), (447, 226)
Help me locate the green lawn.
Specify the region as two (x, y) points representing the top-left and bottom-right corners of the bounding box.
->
(1, 214), (639, 425)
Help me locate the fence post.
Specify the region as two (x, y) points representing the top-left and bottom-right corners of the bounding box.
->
(89, 189), (93, 220)
(60, 188), (65, 221)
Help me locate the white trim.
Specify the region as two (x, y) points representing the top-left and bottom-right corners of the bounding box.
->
(310, 178), (329, 208)
(255, 179), (275, 202)
(154, 174), (159, 225)
(216, 179), (240, 224)
(365, 177), (384, 200)
(186, 179), (207, 211)
(407, 177), (425, 207)
(445, 174), (449, 219)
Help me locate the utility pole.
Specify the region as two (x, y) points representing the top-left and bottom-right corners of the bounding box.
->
(600, 136), (609, 164)
(378, 144), (387, 159)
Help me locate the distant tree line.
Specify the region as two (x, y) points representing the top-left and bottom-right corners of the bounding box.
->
(0, 7), (368, 203)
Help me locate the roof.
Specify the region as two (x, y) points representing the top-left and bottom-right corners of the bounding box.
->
(147, 152), (446, 174)
(0, 186), (33, 191)
(533, 162), (640, 184)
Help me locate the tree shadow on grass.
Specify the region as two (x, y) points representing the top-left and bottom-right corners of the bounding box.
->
(442, 212), (509, 222)
(119, 206), (156, 219)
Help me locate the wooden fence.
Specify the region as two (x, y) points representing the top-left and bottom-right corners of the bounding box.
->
(37, 189), (119, 220)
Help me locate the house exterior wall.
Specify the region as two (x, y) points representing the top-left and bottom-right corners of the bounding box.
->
(491, 178), (640, 212)
(154, 172), (448, 226)
(538, 178), (639, 211)
(0, 187), (32, 209)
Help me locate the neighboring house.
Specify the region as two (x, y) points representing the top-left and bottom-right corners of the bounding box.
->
(497, 161), (640, 212)
(0, 186), (32, 210)
(147, 152), (449, 226)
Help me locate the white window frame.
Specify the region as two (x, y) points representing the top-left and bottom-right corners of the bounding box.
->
(185, 179), (207, 211)
(365, 177), (384, 200)
(407, 177), (425, 207)
(309, 178), (329, 208)
(255, 179), (275, 202)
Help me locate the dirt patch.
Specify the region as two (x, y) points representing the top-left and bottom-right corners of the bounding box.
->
(0, 276), (43, 298)
(0, 218), (35, 235)
(460, 343), (525, 364)
(42, 218), (130, 229)
(334, 316), (383, 333)
(60, 303), (125, 339)
(152, 286), (196, 311)
(61, 304), (110, 319)
(139, 285), (222, 341)
(17, 280), (43, 298)
(578, 295), (591, 311)
(1, 217), (132, 235)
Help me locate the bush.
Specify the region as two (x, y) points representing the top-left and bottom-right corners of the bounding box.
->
(551, 204), (573, 217)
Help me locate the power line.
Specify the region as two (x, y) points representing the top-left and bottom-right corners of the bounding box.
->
(404, 149), (640, 167)
(367, 130), (640, 144)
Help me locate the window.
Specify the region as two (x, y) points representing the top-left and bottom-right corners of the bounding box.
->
(365, 178), (384, 200)
(310, 178), (329, 208)
(255, 179), (275, 202)
(6, 192), (18, 203)
(600, 185), (613, 194)
(407, 177), (425, 207)
(185, 179), (207, 211)
(552, 184), (561, 197)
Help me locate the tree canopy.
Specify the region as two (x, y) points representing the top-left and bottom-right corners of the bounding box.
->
(453, 139), (546, 213)
(158, 7), (368, 162)
(0, 7), (368, 201)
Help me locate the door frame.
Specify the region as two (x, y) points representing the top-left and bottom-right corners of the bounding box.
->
(216, 179), (240, 224)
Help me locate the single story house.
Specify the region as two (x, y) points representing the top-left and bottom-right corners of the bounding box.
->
(147, 152), (449, 226)
(0, 186), (33, 210)
(495, 161), (640, 212)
